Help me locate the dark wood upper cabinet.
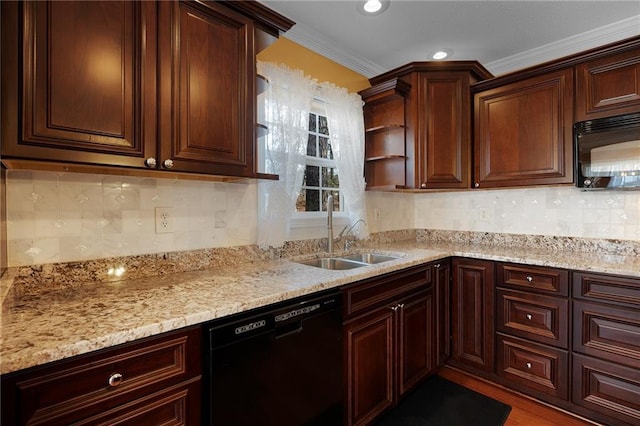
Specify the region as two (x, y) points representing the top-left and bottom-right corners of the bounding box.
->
(1, 0), (293, 179)
(473, 68), (574, 188)
(158, 1), (253, 176)
(363, 62), (492, 191)
(575, 46), (640, 122)
(2, 1), (157, 168)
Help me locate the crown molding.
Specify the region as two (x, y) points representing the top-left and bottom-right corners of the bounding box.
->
(485, 15), (640, 76)
(282, 23), (387, 78)
(283, 15), (640, 80)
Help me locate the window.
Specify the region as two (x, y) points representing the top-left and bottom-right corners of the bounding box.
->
(295, 111), (343, 217)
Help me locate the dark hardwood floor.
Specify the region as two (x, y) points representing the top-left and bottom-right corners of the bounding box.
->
(438, 366), (599, 426)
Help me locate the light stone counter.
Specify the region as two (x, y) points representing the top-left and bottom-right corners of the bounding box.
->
(2, 233), (639, 375)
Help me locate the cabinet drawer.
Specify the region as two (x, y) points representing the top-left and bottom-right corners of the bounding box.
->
(343, 264), (431, 318)
(572, 353), (640, 426)
(496, 334), (568, 400)
(573, 300), (640, 368)
(497, 263), (568, 296)
(496, 288), (568, 348)
(7, 327), (200, 425)
(573, 271), (640, 308)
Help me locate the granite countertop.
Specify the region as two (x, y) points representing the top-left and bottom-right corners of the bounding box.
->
(2, 238), (640, 375)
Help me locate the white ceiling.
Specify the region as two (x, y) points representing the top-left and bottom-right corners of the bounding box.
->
(260, 0), (640, 78)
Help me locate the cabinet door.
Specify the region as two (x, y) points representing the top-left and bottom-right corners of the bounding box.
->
(474, 69), (574, 188)
(435, 261), (452, 367)
(397, 290), (434, 398)
(345, 307), (394, 426)
(414, 72), (471, 189)
(575, 47), (640, 122)
(158, 1), (256, 177)
(451, 258), (495, 373)
(1, 1), (157, 168)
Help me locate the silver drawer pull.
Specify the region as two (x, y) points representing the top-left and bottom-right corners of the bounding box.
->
(526, 276), (533, 282)
(108, 372), (123, 387)
(526, 314), (533, 320)
(525, 362), (532, 369)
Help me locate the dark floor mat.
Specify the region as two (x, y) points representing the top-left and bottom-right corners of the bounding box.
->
(376, 374), (512, 426)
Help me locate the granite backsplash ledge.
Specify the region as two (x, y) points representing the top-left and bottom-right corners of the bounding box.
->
(3, 228), (639, 301)
(417, 229), (640, 256)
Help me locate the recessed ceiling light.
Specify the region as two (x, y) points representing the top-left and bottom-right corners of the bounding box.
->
(358, 0), (390, 16)
(429, 49), (453, 60)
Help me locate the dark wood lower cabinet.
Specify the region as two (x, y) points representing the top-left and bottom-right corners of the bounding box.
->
(572, 353), (640, 426)
(1, 327), (201, 425)
(345, 306), (395, 426)
(451, 257), (494, 374)
(343, 264), (434, 426)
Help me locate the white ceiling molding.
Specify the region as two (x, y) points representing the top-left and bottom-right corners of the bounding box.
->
(485, 15), (640, 76)
(282, 23), (387, 78)
(283, 15), (640, 80)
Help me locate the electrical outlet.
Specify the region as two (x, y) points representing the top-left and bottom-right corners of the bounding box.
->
(374, 208), (381, 221)
(155, 207), (173, 234)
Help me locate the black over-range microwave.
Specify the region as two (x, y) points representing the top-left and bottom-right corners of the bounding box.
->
(575, 112), (640, 189)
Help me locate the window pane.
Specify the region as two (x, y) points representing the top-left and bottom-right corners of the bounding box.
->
(322, 167), (339, 188)
(304, 189), (320, 212)
(305, 165), (319, 187)
(307, 134), (317, 156)
(319, 137), (333, 159)
(322, 190), (340, 212)
(318, 115), (329, 135)
(309, 113), (317, 132)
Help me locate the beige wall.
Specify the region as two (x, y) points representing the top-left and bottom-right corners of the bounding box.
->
(258, 38), (370, 93)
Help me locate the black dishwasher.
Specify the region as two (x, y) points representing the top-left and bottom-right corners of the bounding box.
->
(204, 289), (343, 425)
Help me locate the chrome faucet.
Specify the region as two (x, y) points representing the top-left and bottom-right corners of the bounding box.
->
(327, 195), (335, 253)
(339, 219), (365, 251)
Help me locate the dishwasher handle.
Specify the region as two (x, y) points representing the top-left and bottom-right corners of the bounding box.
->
(275, 321), (303, 339)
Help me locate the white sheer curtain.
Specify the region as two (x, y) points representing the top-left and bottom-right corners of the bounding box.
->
(256, 61), (369, 248)
(256, 62), (316, 249)
(322, 84), (369, 239)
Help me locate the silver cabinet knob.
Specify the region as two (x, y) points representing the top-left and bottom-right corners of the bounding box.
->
(474, 182), (480, 188)
(163, 159), (174, 169)
(390, 305), (399, 312)
(420, 183), (427, 189)
(525, 362), (532, 369)
(526, 314), (533, 320)
(144, 157), (157, 168)
(434, 263), (441, 269)
(526, 276), (533, 282)
(397, 303), (405, 309)
(108, 372), (123, 387)
(584, 179), (592, 187)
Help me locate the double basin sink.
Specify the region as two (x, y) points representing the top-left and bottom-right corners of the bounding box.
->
(296, 252), (403, 270)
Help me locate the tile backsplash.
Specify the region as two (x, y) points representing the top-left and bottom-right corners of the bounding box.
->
(414, 186), (640, 241)
(4, 170), (640, 267)
(6, 170), (258, 266)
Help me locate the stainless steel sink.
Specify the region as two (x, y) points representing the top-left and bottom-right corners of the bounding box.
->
(339, 253), (401, 264)
(295, 252), (403, 270)
(297, 257), (367, 270)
